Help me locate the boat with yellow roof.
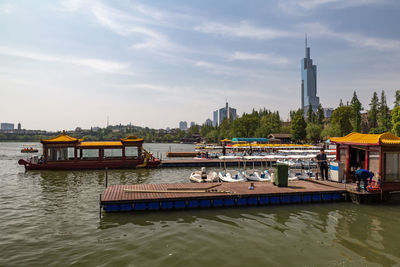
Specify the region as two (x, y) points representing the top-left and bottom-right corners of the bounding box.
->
(18, 131), (160, 170)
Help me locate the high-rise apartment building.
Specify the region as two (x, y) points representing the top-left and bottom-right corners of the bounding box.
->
(301, 37), (319, 114)
(213, 102), (237, 126)
(0, 123), (14, 130)
(213, 110), (218, 126)
(179, 121), (188, 131)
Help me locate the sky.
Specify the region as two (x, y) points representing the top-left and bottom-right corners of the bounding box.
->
(1, 0), (400, 131)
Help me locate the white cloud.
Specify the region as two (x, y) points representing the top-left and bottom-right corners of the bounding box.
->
(301, 22), (400, 51)
(229, 52), (290, 65)
(0, 3), (13, 14)
(195, 21), (296, 40)
(0, 46), (130, 74)
(279, 0), (388, 11)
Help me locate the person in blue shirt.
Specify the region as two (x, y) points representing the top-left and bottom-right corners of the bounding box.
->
(355, 169), (374, 191)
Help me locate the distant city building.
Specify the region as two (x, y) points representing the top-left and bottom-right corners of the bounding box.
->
(301, 36), (319, 115)
(17, 122), (21, 130)
(190, 122), (196, 127)
(213, 110), (218, 127)
(229, 107), (237, 120)
(1, 123), (14, 130)
(205, 118), (213, 126)
(215, 102), (238, 126)
(323, 108), (333, 118)
(179, 121), (188, 131)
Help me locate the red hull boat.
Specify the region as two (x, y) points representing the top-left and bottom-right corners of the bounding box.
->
(18, 132), (161, 171)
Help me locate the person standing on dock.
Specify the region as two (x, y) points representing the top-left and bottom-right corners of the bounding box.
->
(316, 149), (328, 180)
(355, 169), (374, 191)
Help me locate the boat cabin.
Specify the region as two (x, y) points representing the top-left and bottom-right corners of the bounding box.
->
(331, 132), (400, 184)
(40, 131), (144, 163)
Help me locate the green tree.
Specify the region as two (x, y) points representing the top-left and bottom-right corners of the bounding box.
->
(321, 123), (341, 138)
(291, 114), (307, 142)
(231, 113), (259, 137)
(306, 123), (322, 142)
(316, 104), (324, 125)
(331, 106), (353, 136)
(395, 90), (400, 108)
(392, 106), (400, 136)
(368, 92), (379, 130)
(219, 119), (232, 140)
(306, 104), (315, 123)
(378, 90), (391, 131)
(350, 91), (362, 132)
(255, 111), (281, 137)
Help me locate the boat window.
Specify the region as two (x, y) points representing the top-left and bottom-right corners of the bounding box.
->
(48, 147), (68, 161)
(82, 149), (99, 160)
(369, 151), (380, 179)
(103, 148), (122, 158)
(385, 152), (400, 182)
(339, 148), (347, 179)
(68, 147), (75, 159)
(125, 146), (138, 158)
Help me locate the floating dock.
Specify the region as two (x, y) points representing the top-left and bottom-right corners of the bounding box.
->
(166, 152), (199, 157)
(160, 159), (277, 168)
(100, 180), (346, 212)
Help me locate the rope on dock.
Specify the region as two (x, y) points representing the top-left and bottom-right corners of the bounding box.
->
(167, 183), (222, 191)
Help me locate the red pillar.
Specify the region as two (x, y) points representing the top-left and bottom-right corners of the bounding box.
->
(346, 145), (350, 181)
(365, 146), (369, 170)
(379, 146), (383, 181)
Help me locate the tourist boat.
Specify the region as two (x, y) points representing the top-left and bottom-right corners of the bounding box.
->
(21, 147), (39, 153)
(18, 131), (160, 170)
(189, 167), (219, 183)
(218, 170), (245, 182)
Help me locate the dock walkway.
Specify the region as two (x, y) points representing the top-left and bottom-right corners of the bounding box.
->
(160, 158), (276, 168)
(100, 180), (345, 212)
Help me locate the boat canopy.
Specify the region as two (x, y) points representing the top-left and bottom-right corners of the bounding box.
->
(331, 132), (400, 146)
(78, 141), (123, 148)
(232, 138), (268, 143)
(40, 131), (82, 144)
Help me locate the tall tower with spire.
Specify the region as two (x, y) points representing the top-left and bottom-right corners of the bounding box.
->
(301, 35), (319, 114)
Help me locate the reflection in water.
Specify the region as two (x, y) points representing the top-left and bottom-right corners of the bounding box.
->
(3, 142), (400, 266)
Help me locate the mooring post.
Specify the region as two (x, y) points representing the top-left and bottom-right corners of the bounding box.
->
(99, 194), (102, 219)
(105, 167), (108, 188)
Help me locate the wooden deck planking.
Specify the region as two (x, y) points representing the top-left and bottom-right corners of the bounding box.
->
(101, 180), (345, 204)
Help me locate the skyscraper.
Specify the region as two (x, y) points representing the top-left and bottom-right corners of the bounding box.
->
(213, 110), (218, 126)
(301, 36), (319, 114)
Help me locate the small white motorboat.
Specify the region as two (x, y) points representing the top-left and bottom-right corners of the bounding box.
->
(218, 170), (245, 182)
(190, 167), (219, 183)
(243, 170), (271, 182)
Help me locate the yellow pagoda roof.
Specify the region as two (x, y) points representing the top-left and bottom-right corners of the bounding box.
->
(220, 139), (231, 142)
(330, 132), (400, 145)
(41, 131), (81, 143)
(120, 136), (144, 142)
(78, 141), (123, 147)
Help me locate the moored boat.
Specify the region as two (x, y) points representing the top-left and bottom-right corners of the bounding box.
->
(218, 170), (245, 182)
(189, 167), (219, 183)
(18, 131), (160, 170)
(243, 169), (271, 182)
(21, 147), (39, 153)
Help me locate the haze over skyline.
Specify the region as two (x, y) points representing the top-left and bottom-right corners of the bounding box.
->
(1, 0), (399, 131)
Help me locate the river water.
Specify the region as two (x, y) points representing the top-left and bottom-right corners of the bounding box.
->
(1, 142), (400, 266)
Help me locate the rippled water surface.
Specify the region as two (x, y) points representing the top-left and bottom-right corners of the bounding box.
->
(1, 142), (400, 266)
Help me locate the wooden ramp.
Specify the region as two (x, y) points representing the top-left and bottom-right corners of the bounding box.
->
(100, 180), (346, 212)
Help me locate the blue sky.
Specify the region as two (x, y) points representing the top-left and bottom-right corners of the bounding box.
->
(1, 0), (399, 131)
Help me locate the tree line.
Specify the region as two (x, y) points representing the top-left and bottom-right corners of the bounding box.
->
(2, 90), (399, 143)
